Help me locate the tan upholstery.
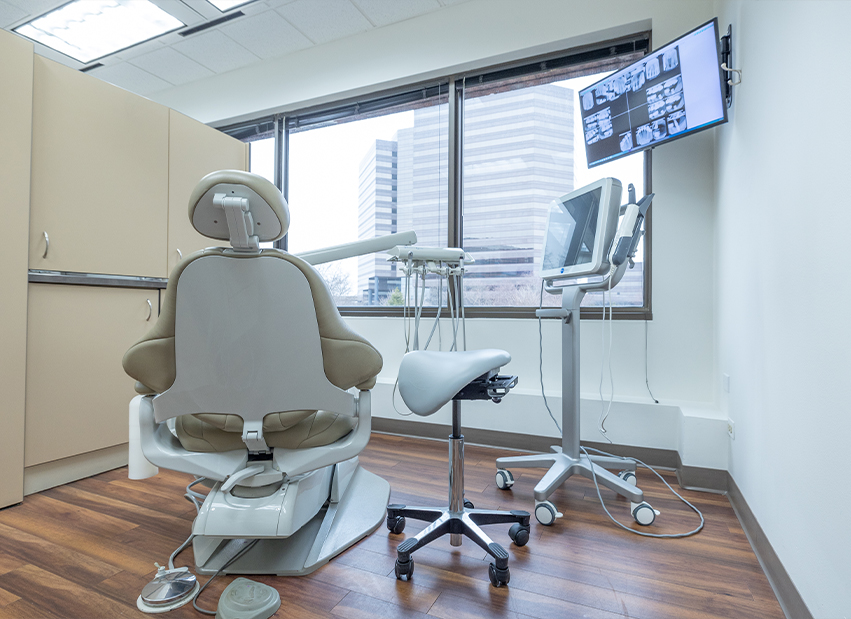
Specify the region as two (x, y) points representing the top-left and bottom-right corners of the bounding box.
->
(174, 410), (357, 453)
(123, 249), (382, 453)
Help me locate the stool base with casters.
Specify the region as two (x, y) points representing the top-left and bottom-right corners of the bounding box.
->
(391, 351), (530, 588)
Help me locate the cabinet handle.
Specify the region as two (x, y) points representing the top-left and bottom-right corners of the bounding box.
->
(176, 248), (182, 260)
(146, 299), (153, 321)
(42, 231), (49, 258)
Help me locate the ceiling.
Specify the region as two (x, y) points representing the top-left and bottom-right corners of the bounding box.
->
(0, 0), (471, 98)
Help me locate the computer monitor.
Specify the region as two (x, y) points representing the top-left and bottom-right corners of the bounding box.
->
(540, 177), (622, 281)
(580, 18), (728, 167)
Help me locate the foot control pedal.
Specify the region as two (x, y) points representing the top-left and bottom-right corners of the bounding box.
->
(216, 578), (281, 619)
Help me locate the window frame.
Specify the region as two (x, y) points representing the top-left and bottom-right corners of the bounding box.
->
(226, 31), (653, 320)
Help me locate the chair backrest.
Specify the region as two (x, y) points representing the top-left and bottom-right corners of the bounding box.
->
(123, 171), (382, 428)
(152, 253), (354, 424)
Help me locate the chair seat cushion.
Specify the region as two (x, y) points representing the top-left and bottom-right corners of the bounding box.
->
(398, 349), (512, 417)
(174, 410), (356, 453)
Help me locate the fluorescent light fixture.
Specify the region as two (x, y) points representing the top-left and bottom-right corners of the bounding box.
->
(14, 0), (184, 64)
(207, 0), (254, 11)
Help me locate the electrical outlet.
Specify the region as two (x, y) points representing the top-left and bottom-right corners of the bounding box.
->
(727, 419), (735, 439)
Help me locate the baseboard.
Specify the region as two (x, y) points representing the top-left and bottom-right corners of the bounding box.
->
(371, 418), (728, 493)
(23, 443), (129, 495)
(676, 461), (729, 494)
(726, 476), (812, 619)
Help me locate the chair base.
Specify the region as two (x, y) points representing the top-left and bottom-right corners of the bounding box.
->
(386, 504), (530, 568)
(192, 465), (389, 576)
(386, 433), (530, 588)
(496, 445), (644, 503)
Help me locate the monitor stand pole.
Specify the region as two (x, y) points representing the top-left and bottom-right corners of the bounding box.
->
(495, 284), (648, 526)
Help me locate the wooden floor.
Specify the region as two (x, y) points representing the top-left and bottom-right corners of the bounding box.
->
(0, 433), (785, 619)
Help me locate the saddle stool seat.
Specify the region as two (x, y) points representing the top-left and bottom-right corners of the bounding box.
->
(386, 348), (530, 588)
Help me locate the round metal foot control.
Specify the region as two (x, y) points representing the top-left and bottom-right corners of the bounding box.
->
(137, 564), (198, 614)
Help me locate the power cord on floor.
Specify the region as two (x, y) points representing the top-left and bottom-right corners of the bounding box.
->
(163, 477), (261, 615)
(192, 540), (259, 615)
(536, 284), (704, 538)
(582, 446), (704, 538)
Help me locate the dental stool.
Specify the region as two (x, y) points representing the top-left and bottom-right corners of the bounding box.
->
(386, 349), (530, 588)
(123, 170), (390, 577)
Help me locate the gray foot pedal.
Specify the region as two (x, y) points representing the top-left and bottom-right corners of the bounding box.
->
(216, 578), (281, 619)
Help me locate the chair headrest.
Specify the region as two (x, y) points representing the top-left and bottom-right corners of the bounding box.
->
(188, 170), (289, 250)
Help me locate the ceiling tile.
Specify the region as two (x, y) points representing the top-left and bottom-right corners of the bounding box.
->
(90, 62), (173, 96)
(130, 47), (215, 86)
(351, 0), (440, 28)
(3, 0), (62, 20)
(110, 39), (167, 62)
(172, 29), (260, 74)
(276, 0), (372, 45)
(0, 1), (26, 28)
(221, 9), (312, 59)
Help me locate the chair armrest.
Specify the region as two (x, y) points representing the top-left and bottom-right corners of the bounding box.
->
(273, 390), (372, 478)
(136, 395), (248, 482)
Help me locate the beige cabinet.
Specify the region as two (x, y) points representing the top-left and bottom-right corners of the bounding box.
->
(0, 29), (33, 508)
(167, 109), (249, 273)
(29, 56), (169, 278)
(24, 284), (158, 467)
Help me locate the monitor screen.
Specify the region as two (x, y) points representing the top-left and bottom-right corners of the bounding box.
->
(580, 18), (727, 167)
(541, 188), (601, 273)
(540, 177), (622, 280)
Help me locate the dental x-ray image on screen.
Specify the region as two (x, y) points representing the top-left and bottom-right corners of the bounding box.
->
(579, 18), (727, 167)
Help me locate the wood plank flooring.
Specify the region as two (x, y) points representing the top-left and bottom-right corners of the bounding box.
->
(0, 433), (785, 618)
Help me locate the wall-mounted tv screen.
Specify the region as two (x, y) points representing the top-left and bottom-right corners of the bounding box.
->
(580, 18), (728, 168)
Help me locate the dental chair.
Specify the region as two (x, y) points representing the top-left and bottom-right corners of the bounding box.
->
(123, 170), (390, 576)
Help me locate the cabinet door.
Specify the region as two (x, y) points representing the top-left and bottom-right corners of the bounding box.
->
(0, 29), (33, 508)
(29, 56), (169, 277)
(167, 109), (249, 273)
(24, 284), (157, 467)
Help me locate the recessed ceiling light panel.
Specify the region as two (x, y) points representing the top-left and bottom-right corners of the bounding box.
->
(14, 0), (184, 64)
(207, 0), (254, 12)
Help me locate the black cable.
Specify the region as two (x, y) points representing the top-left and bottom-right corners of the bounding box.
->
(644, 320), (659, 403)
(192, 540), (259, 615)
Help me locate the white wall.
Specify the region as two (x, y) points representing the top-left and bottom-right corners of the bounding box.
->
(149, 0), (729, 467)
(715, 1), (851, 616)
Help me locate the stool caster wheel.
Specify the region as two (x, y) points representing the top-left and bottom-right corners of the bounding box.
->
(488, 563), (510, 587)
(618, 470), (637, 485)
(463, 499), (474, 509)
(631, 501), (660, 526)
(395, 557), (414, 580)
(508, 523), (530, 547)
(534, 501), (562, 526)
(386, 515), (406, 534)
(495, 469), (514, 490)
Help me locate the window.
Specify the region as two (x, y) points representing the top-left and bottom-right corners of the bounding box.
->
(461, 64), (647, 311)
(284, 88), (449, 306)
(224, 33), (651, 317)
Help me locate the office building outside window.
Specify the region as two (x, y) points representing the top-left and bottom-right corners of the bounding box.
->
(227, 34), (651, 315)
